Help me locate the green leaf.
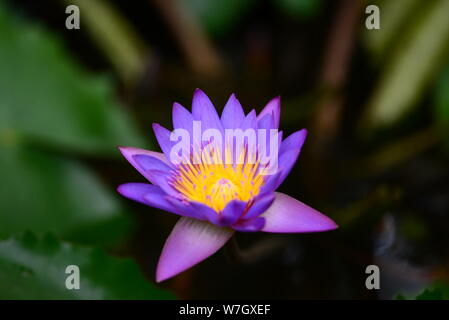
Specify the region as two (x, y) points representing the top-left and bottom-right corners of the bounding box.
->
(182, 0), (256, 37)
(396, 283), (449, 300)
(415, 289), (445, 300)
(361, 0), (449, 130)
(0, 145), (131, 244)
(0, 4), (145, 155)
(0, 233), (174, 299)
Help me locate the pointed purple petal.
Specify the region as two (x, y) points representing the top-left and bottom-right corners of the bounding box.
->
(152, 123), (175, 160)
(144, 193), (199, 218)
(274, 129), (307, 189)
(222, 109), (256, 165)
(172, 102), (193, 136)
(257, 96), (280, 128)
(258, 170), (283, 195)
(219, 200), (247, 226)
(192, 89), (223, 132)
(256, 113), (278, 171)
(243, 193), (275, 220)
(133, 154), (172, 175)
(118, 146), (172, 183)
(144, 170), (179, 198)
(221, 94), (245, 129)
(257, 113), (275, 131)
(261, 192), (338, 233)
(183, 201), (220, 224)
(156, 217), (233, 282)
(240, 109), (257, 131)
(233, 110), (258, 164)
(118, 183), (185, 216)
(117, 183), (163, 206)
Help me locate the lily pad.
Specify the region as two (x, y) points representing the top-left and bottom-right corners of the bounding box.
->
(0, 233), (174, 299)
(0, 145), (131, 244)
(0, 3), (145, 155)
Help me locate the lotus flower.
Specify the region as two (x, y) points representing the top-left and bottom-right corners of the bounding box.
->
(117, 89), (337, 282)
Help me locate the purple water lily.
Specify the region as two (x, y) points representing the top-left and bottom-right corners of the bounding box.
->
(117, 89), (337, 282)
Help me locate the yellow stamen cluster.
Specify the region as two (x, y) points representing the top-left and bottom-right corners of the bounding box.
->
(171, 146), (265, 212)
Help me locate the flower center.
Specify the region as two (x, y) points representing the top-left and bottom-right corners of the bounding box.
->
(170, 147), (264, 212)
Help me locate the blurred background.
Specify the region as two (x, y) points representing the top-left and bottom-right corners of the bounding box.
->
(0, 0), (449, 299)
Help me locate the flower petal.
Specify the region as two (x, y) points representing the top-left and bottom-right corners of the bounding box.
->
(181, 201), (220, 224)
(118, 146), (172, 183)
(261, 192), (338, 233)
(117, 183), (162, 205)
(233, 217), (265, 232)
(274, 129), (307, 189)
(152, 123), (175, 160)
(258, 170), (283, 195)
(146, 194), (203, 219)
(156, 217), (233, 282)
(236, 110), (258, 162)
(243, 193), (275, 220)
(144, 170), (179, 198)
(257, 96), (280, 128)
(221, 94), (245, 129)
(118, 183), (184, 216)
(192, 88), (223, 132)
(133, 154), (172, 174)
(172, 102), (193, 136)
(219, 200), (247, 226)
(257, 113), (275, 131)
(256, 113), (278, 173)
(240, 109), (257, 131)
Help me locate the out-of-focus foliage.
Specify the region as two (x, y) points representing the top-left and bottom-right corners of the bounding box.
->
(66, 0), (147, 84)
(362, 0), (449, 130)
(182, 0), (256, 36)
(435, 63), (449, 149)
(274, 0), (322, 20)
(183, 0), (321, 37)
(0, 146), (130, 244)
(396, 283), (449, 300)
(0, 3), (144, 244)
(363, 0), (421, 61)
(0, 4), (145, 154)
(0, 233), (174, 299)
